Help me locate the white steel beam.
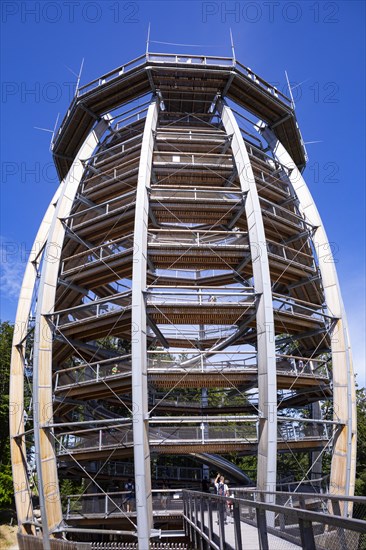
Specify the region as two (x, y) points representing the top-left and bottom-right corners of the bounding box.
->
(33, 118), (109, 549)
(218, 101), (277, 496)
(131, 98), (159, 548)
(261, 125), (356, 501)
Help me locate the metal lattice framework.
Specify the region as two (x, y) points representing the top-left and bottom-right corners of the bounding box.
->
(10, 51), (356, 549)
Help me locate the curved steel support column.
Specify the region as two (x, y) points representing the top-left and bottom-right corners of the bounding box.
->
(261, 125), (356, 499)
(131, 99), (158, 548)
(218, 101), (277, 494)
(10, 184), (62, 533)
(33, 118), (109, 549)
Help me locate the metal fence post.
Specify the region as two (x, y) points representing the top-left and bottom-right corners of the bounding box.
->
(233, 501), (242, 549)
(183, 493), (188, 538)
(191, 494), (196, 546)
(298, 518), (316, 550)
(199, 496), (205, 550)
(193, 495), (199, 549)
(218, 498), (226, 550)
(256, 506), (269, 550)
(331, 499), (349, 549)
(187, 494), (192, 542)
(208, 496), (213, 546)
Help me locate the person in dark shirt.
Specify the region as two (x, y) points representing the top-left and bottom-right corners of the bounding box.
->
(215, 473), (229, 524)
(124, 478), (135, 512)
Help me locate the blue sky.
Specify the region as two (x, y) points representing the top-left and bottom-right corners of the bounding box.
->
(1, 0), (365, 384)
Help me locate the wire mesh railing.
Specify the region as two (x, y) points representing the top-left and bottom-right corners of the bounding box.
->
(52, 292), (131, 329)
(148, 229), (249, 248)
(56, 416), (332, 457)
(64, 190), (136, 227)
(145, 286), (256, 307)
(63, 489), (184, 519)
(153, 151), (233, 169)
(267, 239), (316, 270)
(61, 234), (135, 274)
(54, 355), (132, 390)
(149, 424), (258, 446)
(53, 349), (329, 396)
(149, 187), (242, 202)
(272, 293), (331, 325)
(79, 158), (140, 195)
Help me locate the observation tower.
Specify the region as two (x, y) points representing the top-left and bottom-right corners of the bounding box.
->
(10, 48), (356, 549)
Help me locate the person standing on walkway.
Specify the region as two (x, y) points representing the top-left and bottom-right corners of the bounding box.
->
(124, 478), (135, 513)
(214, 473), (229, 524)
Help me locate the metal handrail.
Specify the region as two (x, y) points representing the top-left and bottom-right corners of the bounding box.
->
(145, 288), (257, 307)
(53, 352), (329, 392)
(183, 490), (366, 550)
(54, 355), (131, 377)
(260, 196), (309, 227)
(235, 60), (292, 106)
(76, 52), (234, 99)
(61, 234), (134, 272)
(77, 54), (147, 95)
(233, 488), (366, 506)
(156, 129), (227, 141)
(54, 355), (132, 390)
(84, 131), (143, 164)
(272, 292), (333, 323)
(57, 419), (331, 457)
(64, 488), (184, 519)
(108, 98), (152, 123)
(146, 285), (254, 292)
(51, 290), (131, 317)
(267, 238), (314, 266)
(149, 186), (244, 194)
(114, 108), (148, 130)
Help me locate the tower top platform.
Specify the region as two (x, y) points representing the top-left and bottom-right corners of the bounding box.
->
(52, 52), (307, 180)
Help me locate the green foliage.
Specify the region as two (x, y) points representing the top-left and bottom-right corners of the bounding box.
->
(355, 386), (366, 496)
(60, 478), (77, 496)
(0, 323), (15, 510)
(276, 451), (310, 482)
(207, 388), (247, 408)
(0, 322), (13, 466)
(59, 478), (85, 510)
(231, 454), (257, 482)
(0, 465), (13, 508)
(60, 479), (76, 506)
(96, 336), (131, 354)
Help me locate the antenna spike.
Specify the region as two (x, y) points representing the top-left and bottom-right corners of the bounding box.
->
(146, 23), (151, 56)
(285, 70), (295, 109)
(230, 28), (236, 62)
(50, 113), (60, 151)
(75, 58), (84, 95)
(34, 127), (53, 133)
